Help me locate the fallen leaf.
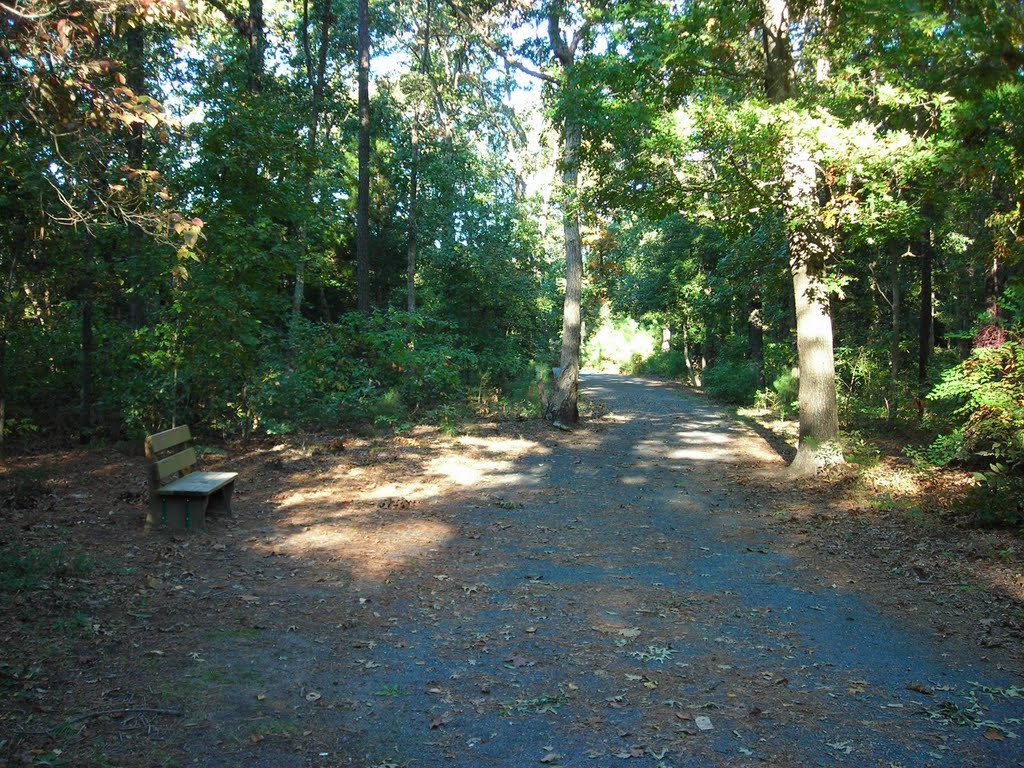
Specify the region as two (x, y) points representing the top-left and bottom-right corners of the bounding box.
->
(505, 655), (531, 668)
(695, 716), (713, 731)
(430, 714), (451, 729)
(305, 691), (322, 702)
(250, 732), (263, 744)
(539, 753), (563, 764)
(984, 729), (1005, 741)
(906, 682), (934, 696)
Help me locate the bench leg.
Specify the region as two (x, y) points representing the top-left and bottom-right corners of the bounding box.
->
(208, 481), (235, 517)
(157, 496), (209, 531)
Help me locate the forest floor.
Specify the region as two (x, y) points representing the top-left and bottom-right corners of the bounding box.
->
(2, 372), (1024, 768)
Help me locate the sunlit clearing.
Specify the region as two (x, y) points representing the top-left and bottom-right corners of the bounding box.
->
(455, 436), (547, 457)
(269, 519), (452, 583)
(427, 454), (532, 488)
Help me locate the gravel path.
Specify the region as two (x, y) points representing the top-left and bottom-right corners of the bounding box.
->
(190, 373), (1023, 768)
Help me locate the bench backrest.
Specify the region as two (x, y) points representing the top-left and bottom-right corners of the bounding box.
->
(145, 425), (197, 491)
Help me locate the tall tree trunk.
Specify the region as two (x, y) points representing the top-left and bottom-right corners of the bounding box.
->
(407, 116), (419, 314)
(682, 312), (695, 386)
(247, 0), (265, 93)
(887, 243), (901, 428)
(125, 20), (146, 327)
(294, 0), (333, 325)
(80, 232), (96, 445)
(356, 0), (372, 315)
(748, 295), (765, 388)
(548, 116), (583, 424)
(918, 231), (933, 397)
(407, 0), (432, 315)
(763, 0), (842, 473)
(545, 4), (588, 425)
(0, 243), (19, 453)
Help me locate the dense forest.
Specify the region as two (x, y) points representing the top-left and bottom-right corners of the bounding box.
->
(2, 1), (1022, 501)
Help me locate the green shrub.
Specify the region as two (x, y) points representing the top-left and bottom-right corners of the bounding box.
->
(927, 335), (1024, 466)
(636, 349), (689, 379)
(960, 463), (1024, 528)
(703, 357), (759, 405)
(772, 369), (799, 418)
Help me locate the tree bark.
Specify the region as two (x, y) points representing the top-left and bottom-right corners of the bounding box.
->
(0, 243), (19, 453)
(918, 230), (933, 396)
(887, 243), (901, 428)
(125, 19), (146, 327)
(785, 148), (841, 474)
(748, 295), (765, 389)
(247, 0), (265, 93)
(407, 115), (419, 314)
(763, 0), (842, 474)
(293, 0), (333, 325)
(356, 0), (372, 315)
(80, 232), (95, 445)
(545, 3), (587, 426)
(548, 115), (583, 424)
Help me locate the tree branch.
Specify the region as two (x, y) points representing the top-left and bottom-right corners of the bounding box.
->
(445, 0), (559, 83)
(203, 0), (248, 37)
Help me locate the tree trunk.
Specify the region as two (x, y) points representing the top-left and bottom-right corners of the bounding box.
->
(355, 0), (372, 315)
(681, 313), (695, 385)
(886, 243), (901, 427)
(545, 5), (586, 425)
(748, 295), (765, 388)
(547, 115), (583, 425)
(247, 0), (265, 93)
(80, 232), (96, 445)
(918, 231), (933, 397)
(0, 245), (19, 453)
(783, 140), (842, 473)
(407, 116), (419, 314)
(763, 0), (842, 474)
(294, 0), (333, 325)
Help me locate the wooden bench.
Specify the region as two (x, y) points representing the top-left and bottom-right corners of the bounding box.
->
(145, 425), (237, 531)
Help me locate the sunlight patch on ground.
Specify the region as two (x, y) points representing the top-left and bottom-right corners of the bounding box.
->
(364, 480), (440, 502)
(276, 488), (339, 509)
(426, 453), (534, 488)
(619, 475), (649, 486)
(455, 436), (548, 457)
(271, 519), (454, 582)
(674, 429), (731, 444)
(668, 446), (736, 461)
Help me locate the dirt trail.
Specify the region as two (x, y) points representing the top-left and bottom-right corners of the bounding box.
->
(4, 373), (1023, 767)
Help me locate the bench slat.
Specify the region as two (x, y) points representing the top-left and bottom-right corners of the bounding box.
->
(146, 425), (192, 456)
(154, 447), (196, 481)
(158, 471), (237, 496)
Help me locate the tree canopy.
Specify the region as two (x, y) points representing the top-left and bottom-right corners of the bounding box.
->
(2, 0), (1022, 488)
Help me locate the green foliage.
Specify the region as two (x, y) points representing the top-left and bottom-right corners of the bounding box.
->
(582, 306), (658, 373)
(770, 369), (800, 419)
(635, 349), (689, 379)
(927, 283), (1024, 467)
(703, 356), (760, 406)
(961, 464), (1024, 529)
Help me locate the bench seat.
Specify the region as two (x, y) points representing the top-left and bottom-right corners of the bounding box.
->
(146, 425), (238, 531)
(158, 471), (237, 496)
